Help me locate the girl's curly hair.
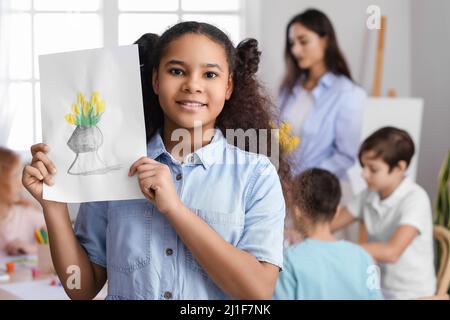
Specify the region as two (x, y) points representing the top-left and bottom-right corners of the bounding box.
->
(135, 21), (292, 201)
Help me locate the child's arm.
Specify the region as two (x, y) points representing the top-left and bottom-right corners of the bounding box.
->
(361, 225), (418, 263)
(23, 144), (106, 299)
(130, 157), (280, 299)
(43, 204), (106, 299)
(331, 206), (357, 232)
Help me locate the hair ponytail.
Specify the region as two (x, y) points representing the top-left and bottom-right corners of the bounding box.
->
(134, 33), (163, 141)
(234, 38), (260, 81)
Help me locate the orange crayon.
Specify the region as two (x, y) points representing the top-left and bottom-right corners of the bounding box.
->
(5, 261), (15, 273)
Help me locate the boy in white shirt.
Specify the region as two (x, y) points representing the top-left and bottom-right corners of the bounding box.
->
(332, 127), (436, 299)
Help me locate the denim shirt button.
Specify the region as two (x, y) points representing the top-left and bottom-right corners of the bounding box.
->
(176, 173), (182, 181)
(165, 248), (173, 256)
(164, 291), (172, 299)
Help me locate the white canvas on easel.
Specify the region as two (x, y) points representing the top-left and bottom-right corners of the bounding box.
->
(348, 97), (424, 194)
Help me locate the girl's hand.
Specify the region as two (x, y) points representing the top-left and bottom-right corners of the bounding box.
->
(22, 143), (59, 208)
(4, 239), (37, 256)
(129, 157), (183, 215)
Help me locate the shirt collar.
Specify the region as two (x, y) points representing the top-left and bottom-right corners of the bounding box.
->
(293, 72), (336, 100)
(146, 128), (226, 169)
(365, 177), (412, 212)
(319, 72), (336, 88)
(311, 72), (336, 100)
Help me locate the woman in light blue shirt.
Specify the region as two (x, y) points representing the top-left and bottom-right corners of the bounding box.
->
(279, 9), (366, 180)
(22, 22), (291, 300)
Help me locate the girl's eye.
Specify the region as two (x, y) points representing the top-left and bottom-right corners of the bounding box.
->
(169, 68), (184, 76)
(300, 41), (308, 46)
(204, 71), (218, 79)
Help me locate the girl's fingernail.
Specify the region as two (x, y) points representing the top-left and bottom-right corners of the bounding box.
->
(52, 168), (57, 174)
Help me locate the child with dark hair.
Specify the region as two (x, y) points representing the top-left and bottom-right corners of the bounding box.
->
(23, 22), (291, 299)
(332, 127), (436, 299)
(274, 168), (382, 300)
(0, 147), (45, 256)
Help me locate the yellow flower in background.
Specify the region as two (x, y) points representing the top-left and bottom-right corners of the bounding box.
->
(277, 121), (301, 154)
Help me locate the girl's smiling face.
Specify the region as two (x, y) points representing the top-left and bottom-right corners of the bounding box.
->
(152, 33), (233, 131)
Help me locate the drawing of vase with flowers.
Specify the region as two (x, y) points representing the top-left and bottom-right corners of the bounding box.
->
(65, 92), (121, 175)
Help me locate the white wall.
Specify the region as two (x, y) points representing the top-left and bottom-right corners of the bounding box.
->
(255, 0), (412, 99)
(411, 0), (450, 200)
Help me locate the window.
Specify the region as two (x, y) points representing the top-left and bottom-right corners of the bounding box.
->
(5, 0), (243, 150)
(5, 0), (103, 150)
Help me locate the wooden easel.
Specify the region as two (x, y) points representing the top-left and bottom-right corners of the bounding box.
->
(372, 16), (387, 97)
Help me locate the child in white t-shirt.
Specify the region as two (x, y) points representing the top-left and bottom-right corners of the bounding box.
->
(332, 127), (436, 299)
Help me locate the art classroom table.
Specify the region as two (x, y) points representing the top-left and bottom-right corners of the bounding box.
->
(0, 254), (107, 300)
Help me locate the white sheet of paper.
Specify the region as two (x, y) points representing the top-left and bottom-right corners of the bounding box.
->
(39, 45), (147, 203)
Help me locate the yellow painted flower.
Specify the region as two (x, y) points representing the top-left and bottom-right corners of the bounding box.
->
(65, 114), (77, 125)
(66, 91), (105, 127)
(77, 93), (85, 106)
(83, 101), (90, 115)
(91, 91), (100, 106)
(71, 103), (80, 115)
(95, 99), (105, 115)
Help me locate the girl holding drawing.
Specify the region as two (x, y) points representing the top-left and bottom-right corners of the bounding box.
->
(279, 9), (366, 244)
(22, 22), (291, 299)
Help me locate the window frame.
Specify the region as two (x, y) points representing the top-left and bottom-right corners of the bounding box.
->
(5, 0), (246, 150)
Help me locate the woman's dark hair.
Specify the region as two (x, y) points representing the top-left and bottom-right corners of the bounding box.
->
(280, 9), (352, 93)
(358, 127), (415, 172)
(293, 168), (341, 232)
(135, 21), (292, 197)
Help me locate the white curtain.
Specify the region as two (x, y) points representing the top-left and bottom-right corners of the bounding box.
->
(0, 0), (13, 146)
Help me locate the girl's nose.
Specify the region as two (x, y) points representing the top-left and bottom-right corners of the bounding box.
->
(291, 42), (302, 58)
(182, 76), (203, 94)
